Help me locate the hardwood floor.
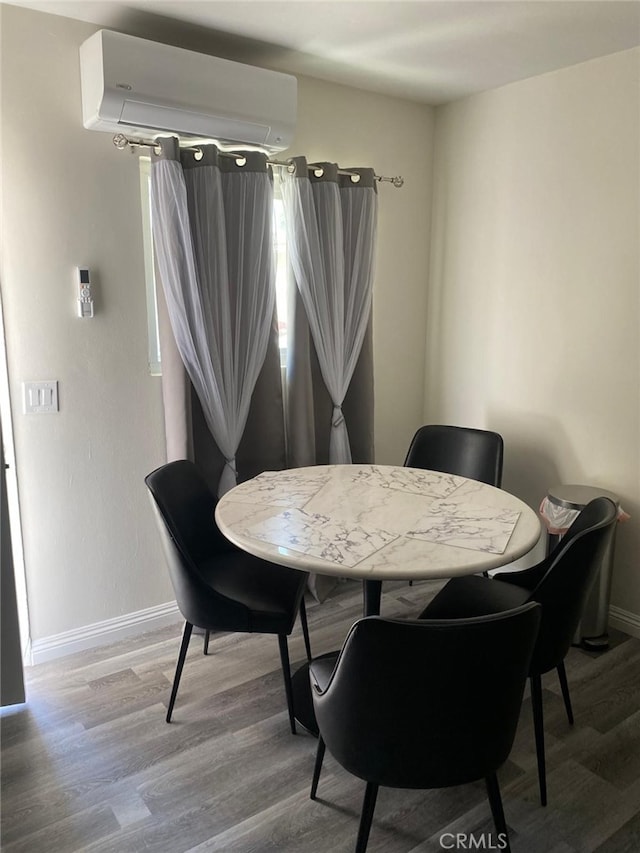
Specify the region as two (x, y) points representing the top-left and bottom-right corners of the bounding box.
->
(2, 578), (639, 852)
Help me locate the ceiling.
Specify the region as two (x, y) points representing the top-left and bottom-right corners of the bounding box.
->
(7, 0), (640, 103)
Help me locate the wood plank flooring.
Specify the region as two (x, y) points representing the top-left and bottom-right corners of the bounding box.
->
(2, 578), (639, 852)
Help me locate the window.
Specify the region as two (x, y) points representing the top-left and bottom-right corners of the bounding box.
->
(139, 158), (289, 374)
(272, 188), (289, 366)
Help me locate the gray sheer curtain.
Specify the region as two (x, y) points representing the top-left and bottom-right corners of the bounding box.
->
(281, 158), (377, 467)
(281, 159), (377, 601)
(150, 137), (284, 495)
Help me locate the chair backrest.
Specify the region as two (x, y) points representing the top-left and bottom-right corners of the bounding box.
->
(312, 603), (541, 790)
(526, 496), (618, 674)
(404, 424), (504, 487)
(145, 460), (247, 629)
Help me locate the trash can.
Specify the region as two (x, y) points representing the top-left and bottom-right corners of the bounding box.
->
(541, 484), (623, 651)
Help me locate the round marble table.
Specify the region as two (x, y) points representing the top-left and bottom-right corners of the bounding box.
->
(216, 464), (541, 734)
(215, 463), (541, 615)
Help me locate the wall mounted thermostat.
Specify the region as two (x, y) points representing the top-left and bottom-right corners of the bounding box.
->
(77, 267), (94, 318)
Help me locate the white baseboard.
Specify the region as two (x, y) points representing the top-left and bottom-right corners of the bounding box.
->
(25, 600), (640, 667)
(28, 601), (181, 666)
(609, 605), (640, 640)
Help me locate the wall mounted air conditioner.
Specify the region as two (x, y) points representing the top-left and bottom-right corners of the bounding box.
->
(79, 30), (297, 152)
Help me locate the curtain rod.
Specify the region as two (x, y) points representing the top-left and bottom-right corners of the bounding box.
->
(113, 133), (404, 188)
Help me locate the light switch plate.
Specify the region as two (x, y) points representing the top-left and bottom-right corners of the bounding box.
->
(23, 381), (59, 414)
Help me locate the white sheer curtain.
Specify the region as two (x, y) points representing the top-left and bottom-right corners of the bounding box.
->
(150, 138), (276, 495)
(281, 158), (378, 463)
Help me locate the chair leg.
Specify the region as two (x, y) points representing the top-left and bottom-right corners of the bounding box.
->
(556, 661), (574, 725)
(310, 736), (326, 799)
(278, 633), (297, 735)
(299, 597), (312, 663)
(166, 621), (193, 723)
(355, 782), (379, 853)
(530, 673), (547, 806)
(203, 630), (210, 656)
(485, 773), (511, 853)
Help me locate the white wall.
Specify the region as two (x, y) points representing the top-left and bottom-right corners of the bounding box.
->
(426, 49), (640, 626)
(0, 6), (171, 646)
(0, 4), (434, 654)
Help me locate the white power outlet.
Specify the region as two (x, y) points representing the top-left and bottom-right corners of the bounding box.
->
(23, 381), (59, 414)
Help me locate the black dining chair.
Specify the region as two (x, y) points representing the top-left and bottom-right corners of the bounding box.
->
(404, 424), (504, 487)
(309, 604), (541, 853)
(145, 460), (312, 732)
(403, 424), (504, 584)
(418, 496), (618, 806)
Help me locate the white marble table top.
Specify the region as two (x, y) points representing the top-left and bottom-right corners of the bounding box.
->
(215, 464), (542, 581)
